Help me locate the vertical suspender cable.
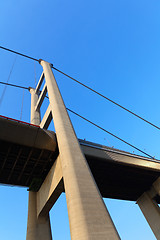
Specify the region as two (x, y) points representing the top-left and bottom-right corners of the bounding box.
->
(0, 56), (17, 106)
(20, 89), (25, 120)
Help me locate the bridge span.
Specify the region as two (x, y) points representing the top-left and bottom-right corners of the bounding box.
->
(1, 60), (160, 240)
(0, 115), (160, 203)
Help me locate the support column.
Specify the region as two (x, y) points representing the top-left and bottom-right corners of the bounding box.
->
(26, 192), (52, 240)
(26, 88), (52, 240)
(40, 60), (120, 240)
(137, 191), (160, 240)
(29, 87), (41, 125)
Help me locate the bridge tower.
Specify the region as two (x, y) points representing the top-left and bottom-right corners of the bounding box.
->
(1, 57), (160, 240)
(26, 60), (120, 240)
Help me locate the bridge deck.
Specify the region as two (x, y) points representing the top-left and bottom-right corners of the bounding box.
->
(0, 116), (160, 201)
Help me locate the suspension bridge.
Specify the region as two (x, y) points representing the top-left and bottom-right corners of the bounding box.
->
(0, 46), (160, 239)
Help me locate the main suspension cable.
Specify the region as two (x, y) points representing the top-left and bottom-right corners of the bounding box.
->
(0, 80), (155, 159)
(0, 45), (160, 131)
(67, 108), (155, 159)
(52, 66), (160, 131)
(0, 46), (39, 62)
(0, 81), (29, 90)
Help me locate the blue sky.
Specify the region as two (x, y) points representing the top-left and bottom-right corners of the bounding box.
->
(0, 0), (160, 239)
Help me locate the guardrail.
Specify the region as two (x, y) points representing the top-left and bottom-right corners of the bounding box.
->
(0, 115), (40, 128)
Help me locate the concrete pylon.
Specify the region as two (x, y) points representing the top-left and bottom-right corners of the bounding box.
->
(40, 60), (120, 240)
(137, 192), (160, 240)
(26, 88), (52, 240)
(137, 179), (160, 240)
(29, 87), (41, 125)
(26, 192), (52, 240)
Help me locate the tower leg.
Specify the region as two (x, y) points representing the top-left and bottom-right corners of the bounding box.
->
(40, 60), (120, 240)
(26, 192), (52, 240)
(137, 192), (160, 239)
(27, 88), (52, 240)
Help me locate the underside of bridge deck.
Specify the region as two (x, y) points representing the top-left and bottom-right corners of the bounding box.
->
(0, 116), (160, 202)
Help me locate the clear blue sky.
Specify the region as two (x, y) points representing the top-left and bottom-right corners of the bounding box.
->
(0, 0), (160, 239)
